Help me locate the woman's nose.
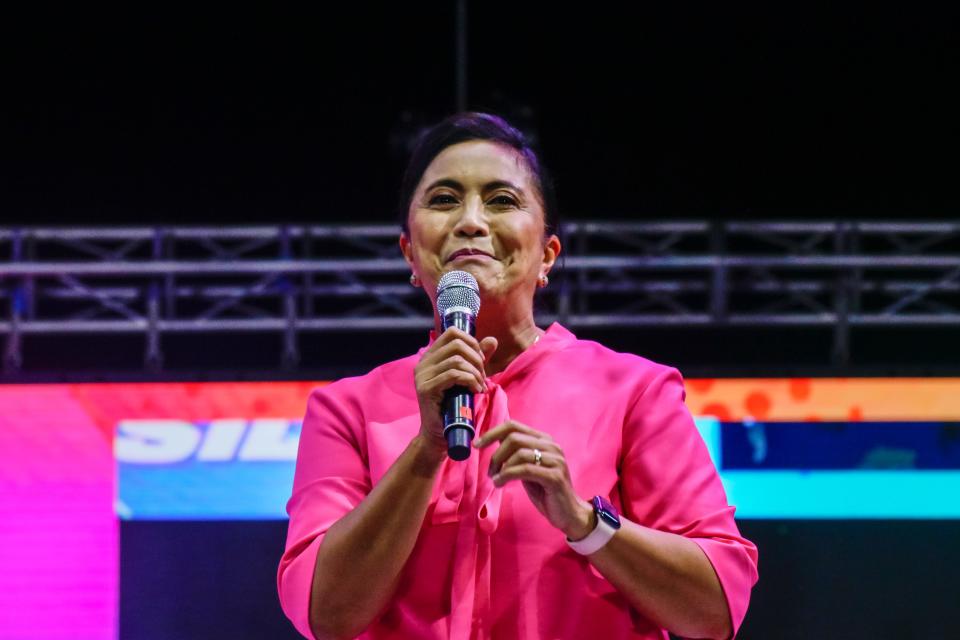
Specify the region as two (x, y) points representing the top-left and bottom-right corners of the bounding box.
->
(453, 196), (489, 236)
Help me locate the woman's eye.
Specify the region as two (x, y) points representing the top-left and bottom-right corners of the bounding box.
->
(488, 195), (518, 207)
(428, 194), (458, 207)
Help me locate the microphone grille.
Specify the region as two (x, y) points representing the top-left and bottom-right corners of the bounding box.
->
(436, 270), (481, 317)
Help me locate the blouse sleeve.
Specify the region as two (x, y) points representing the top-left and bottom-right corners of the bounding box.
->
(277, 383), (371, 640)
(619, 366), (759, 638)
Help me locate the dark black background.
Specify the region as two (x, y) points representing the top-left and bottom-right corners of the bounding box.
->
(4, 4), (959, 377)
(4, 4), (958, 225)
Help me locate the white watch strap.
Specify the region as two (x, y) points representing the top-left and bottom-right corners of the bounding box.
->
(566, 513), (617, 555)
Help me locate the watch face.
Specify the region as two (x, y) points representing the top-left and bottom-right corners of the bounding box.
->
(593, 495), (621, 530)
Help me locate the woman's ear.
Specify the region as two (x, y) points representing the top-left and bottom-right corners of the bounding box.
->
(399, 232), (414, 268)
(541, 233), (561, 273)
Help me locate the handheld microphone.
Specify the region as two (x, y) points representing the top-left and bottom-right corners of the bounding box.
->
(436, 270), (481, 461)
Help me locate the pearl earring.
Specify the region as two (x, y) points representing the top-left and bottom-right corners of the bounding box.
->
(410, 274), (420, 287)
(538, 275), (549, 288)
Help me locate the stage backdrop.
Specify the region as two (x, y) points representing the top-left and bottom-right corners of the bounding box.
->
(2, 378), (959, 639)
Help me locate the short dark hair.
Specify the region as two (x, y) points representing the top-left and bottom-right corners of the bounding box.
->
(397, 112), (559, 237)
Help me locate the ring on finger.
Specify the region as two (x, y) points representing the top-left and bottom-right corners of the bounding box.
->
(533, 448), (542, 466)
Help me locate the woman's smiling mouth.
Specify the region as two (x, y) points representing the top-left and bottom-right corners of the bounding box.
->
(446, 249), (495, 262)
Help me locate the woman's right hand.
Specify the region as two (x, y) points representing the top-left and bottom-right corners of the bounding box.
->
(414, 327), (498, 456)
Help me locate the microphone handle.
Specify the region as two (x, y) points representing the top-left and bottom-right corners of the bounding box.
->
(441, 310), (476, 461)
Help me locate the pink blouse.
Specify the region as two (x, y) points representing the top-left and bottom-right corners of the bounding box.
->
(278, 322), (758, 639)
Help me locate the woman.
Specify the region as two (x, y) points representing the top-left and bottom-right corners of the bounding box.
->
(278, 113), (758, 639)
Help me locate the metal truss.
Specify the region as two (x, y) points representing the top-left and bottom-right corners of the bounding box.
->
(1, 221), (958, 371)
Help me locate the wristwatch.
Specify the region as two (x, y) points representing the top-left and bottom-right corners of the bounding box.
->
(566, 495), (621, 555)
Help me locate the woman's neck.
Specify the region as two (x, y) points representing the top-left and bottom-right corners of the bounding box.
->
(475, 296), (544, 376)
(432, 297), (543, 377)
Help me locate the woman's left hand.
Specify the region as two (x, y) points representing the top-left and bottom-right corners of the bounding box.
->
(474, 420), (594, 540)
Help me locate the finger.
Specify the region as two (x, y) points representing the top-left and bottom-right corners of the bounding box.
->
(418, 341), (486, 381)
(430, 340), (487, 378)
(425, 368), (485, 394)
(498, 448), (556, 475)
(491, 461), (555, 488)
(488, 432), (546, 476)
(427, 354), (486, 391)
(419, 340), (487, 386)
(479, 336), (498, 363)
(475, 420), (548, 448)
(437, 326), (482, 357)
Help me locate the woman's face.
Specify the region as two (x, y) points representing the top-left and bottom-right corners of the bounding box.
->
(400, 140), (560, 310)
